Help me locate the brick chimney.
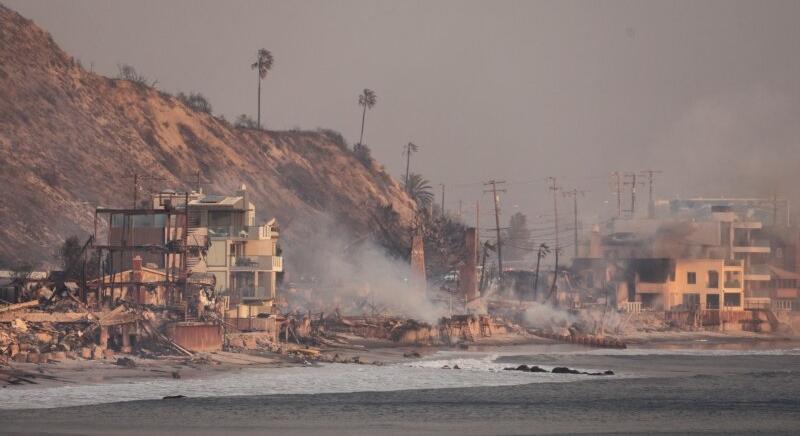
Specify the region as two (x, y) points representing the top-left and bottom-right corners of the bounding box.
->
(459, 227), (478, 304)
(132, 256), (143, 282)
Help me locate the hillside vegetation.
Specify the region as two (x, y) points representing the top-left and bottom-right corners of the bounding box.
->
(0, 4), (416, 268)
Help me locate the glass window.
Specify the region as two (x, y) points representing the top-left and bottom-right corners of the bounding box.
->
(724, 293), (741, 307)
(687, 272), (696, 284)
(707, 270), (719, 288)
(208, 211), (232, 236)
(682, 293), (700, 308)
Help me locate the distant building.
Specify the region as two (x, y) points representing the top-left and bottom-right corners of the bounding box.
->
(632, 258), (744, 311)
(96, 184), (282, 316)
(154, 185), (282, 314)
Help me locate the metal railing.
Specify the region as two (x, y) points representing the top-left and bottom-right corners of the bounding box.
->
(621, 301), (642, 313)
(232, 256), (283, 271)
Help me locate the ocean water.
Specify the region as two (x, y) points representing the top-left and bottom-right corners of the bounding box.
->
(1, 341), (800, 435)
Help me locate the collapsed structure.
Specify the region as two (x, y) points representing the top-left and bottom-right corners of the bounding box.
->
(1, 185), (288, 364)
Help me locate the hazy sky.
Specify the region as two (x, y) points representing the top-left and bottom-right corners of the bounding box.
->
(6, 0), (800, 235)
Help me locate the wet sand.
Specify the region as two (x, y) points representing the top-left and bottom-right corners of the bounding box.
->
(1, 330), (794, 391)
(1, 339), (799, 435)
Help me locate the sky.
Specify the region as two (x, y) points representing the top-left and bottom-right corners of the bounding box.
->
(6, 0), (800, 243)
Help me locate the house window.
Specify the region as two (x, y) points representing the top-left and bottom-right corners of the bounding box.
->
(724, 293), (741, 307)
(706, 294), (719, 309)
(707, 271), (719, 288)
(682, 293), (700, 308)
(687, 272), (696, 285)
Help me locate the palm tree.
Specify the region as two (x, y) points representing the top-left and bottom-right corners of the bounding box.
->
(404, 173), (434, 209)
(533, 243), (550, 299)
(251, 49), (274, 129)
(403, 142), (418, 188)
(357, 88), (377, 145)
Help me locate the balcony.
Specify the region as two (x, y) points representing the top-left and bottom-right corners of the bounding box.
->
(724, 280), (741, 289)
(732, 221), (762, 229)
(230, 255), (283, 272)
(732, 239), (771, 254)
(724, 259), (743, 267)
(208, 226), (245, 238)
(744, 263), (771, 282)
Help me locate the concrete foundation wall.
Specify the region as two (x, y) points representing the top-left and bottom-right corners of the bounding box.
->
(166, 322), (223, 352)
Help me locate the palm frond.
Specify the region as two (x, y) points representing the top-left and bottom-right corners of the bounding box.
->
(404, 173), (434, 209)
(358, 88), (377, 108)
(252, 48), (274, 78)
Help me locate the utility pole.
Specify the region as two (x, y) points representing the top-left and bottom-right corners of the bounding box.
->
(640, 170), (661, 219)
(563, 189), (585, 258)
(131, 173), (166, 209)
(772, 193), (779, 226)
(548, 177), (560, 305)
(484, 180), (506, 281)
(611, 171), (622, 218)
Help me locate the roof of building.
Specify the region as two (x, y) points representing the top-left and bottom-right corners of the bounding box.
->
(768, 265), (800, 280)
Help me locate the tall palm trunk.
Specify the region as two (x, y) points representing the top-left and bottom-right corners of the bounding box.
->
(257, 72), (262, 129)
(404, 148), (411, 190)
(359, 104), (367, 145)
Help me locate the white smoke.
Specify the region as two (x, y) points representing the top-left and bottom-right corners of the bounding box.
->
(523, 302), (575, 331)
(284, 221), (447, 323)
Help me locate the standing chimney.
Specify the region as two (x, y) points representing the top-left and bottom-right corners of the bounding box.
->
(410, 230), (426, 287)
(459, 227), (478, 307)
(132, 255), (144, 304)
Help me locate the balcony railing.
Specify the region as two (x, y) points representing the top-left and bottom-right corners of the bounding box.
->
(231, 256), (283, 271)
(747, 264), (771, 275)
(724, 280), (741, 288)
(208, 226), (244, 237)
(621, 301), (642, 313)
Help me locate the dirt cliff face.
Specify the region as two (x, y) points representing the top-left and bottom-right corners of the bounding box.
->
(0, 4), (415, 268)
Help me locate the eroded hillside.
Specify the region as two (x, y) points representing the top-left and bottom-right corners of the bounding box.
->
(0, 4), (416, 268)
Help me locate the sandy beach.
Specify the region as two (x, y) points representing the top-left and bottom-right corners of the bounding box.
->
(1, 334), (799, 435)
(2, 330), (795, 392)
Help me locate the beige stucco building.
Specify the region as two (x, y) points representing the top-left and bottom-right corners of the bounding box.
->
(154, 185), (282, 314)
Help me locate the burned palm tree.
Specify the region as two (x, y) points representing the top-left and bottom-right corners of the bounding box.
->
(403, 142), (419, 188)
(251, 48), (274, 129)
(404, 173), (434, 210)
(357, 88), (377, 146)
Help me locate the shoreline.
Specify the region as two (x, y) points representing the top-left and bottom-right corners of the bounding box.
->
(2, 329), (796, 394)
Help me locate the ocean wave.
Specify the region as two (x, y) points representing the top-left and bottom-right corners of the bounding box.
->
(0, 360), (599, 410)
